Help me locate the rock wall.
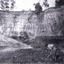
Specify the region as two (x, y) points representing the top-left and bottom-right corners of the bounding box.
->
(0, 7), (64, 39)
(0, 11), (43, 39)
(42, 7), (64, 36)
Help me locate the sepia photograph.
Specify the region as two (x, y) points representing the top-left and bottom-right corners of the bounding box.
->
(0, 0), (64, 64)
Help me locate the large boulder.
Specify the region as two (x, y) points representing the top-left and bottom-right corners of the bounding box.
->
(0, 34), (32, 52)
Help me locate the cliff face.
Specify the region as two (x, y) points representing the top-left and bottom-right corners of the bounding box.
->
(0, 7), (64, 39)
(0, 11), (41, 39)
(43, 7), (64, 36)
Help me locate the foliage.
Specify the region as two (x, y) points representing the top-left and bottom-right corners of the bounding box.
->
(0, 0), (15, 11)
(43, 0), (49, 7)
(55, 0), (64, 7)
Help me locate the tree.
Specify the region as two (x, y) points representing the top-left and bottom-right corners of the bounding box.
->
(34, 3), (42, 15)
(0, 0), (15, 11)
(43, 0), (49, 7)
(55, 0), (64, 7)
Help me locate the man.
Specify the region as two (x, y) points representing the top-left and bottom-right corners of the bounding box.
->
(45, 44), (64, 62)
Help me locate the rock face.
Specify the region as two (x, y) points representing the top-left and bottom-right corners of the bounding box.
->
(0, 11), (40, 39)
(42, 7), (64, 36)
(0, 6), (64, 39)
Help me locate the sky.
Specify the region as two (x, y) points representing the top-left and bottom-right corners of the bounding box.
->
(13, 0), (55, 11)
(0, 0), (55, 11)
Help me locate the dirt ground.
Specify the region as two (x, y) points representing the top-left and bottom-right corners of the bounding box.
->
(0, 35), (64, 64)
